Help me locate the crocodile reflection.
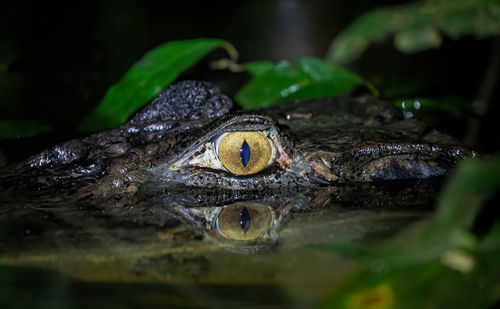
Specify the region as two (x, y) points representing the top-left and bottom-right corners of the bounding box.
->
(0, 189), (431, 284)
(110, 180), (438, 253)
(0, 181), (437, 255)
(0, 80), (473, 207)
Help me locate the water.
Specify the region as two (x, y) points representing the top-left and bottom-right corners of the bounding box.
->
(0, 181), (436, 308)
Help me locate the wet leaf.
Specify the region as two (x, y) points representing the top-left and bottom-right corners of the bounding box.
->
(0, 120), (52, 139)
(235, 57), (365, 109)
(79, 38), (235, 133)
(326, 0), (500, 64)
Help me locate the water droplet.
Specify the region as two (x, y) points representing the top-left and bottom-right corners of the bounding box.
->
(403, 111), (414, 119)
(240, 140), (251, 167)
(240, 207), (251, 233)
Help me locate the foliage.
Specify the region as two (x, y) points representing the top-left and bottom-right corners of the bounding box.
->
(326, 0), (500, 64)
(71, 40), (364, 132)
(235, 58), (365, 109)
(0, 120), (52, 139)
(1, 39), (364, 136)
(2, 1), (499, 137)
(320, 156), (500, 308)
(78, 38), (237, 133)
(75, 43), (364, 132)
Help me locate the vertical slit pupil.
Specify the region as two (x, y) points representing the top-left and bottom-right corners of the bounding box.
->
(240, 140), (251, 167)
(240, 207), (251, 233)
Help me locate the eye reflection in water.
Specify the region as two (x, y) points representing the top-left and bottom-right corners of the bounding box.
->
(215, 202), (275, 242)
(171, 199), (289, 253)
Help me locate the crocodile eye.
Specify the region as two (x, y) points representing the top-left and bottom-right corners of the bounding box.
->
(217, 132), (272, 175)
(216, 202), (274, 241)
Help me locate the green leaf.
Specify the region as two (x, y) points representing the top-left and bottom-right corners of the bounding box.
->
(326, 0), (500, 64)
(235, 57), (365, 109)
(78, 38), (235, 133)
(0, 120), (52, 139)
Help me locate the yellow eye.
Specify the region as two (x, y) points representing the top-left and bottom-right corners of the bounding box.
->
(216, 202), (274, 241)
(217, 131), (272, 175)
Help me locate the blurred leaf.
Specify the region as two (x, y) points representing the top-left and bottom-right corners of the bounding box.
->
(244, 61), (275, 77)
(322, 259), (495, 309)
(79, 38), (235, 133)
(0, 120), (52, 139)
(327, 0), (500, 64)
(235, 57), (365, 109)
(326, 9), (397, 65)
(344, 283), (395, 309)
(321, 156), (500, 308)
(479, 222), (500, 253)
(326, 156), (498, 265)
(434, 156), (499, 227)
(394, 26), (442, 52)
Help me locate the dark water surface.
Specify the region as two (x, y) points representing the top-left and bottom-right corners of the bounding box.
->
(0, 180), (437, 308)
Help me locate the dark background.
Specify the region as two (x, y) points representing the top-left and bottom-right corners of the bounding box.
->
(1, 0), (498, 162)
